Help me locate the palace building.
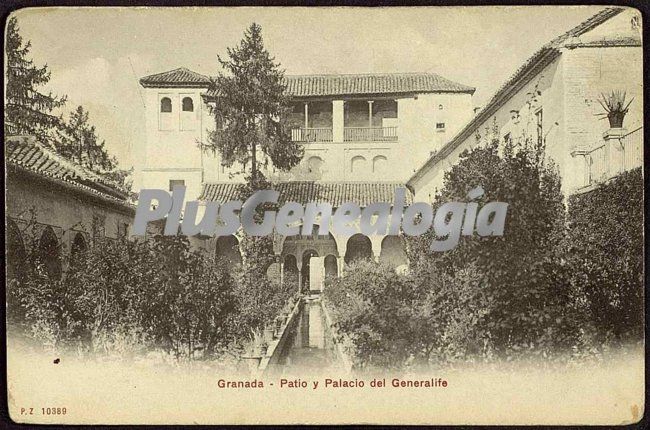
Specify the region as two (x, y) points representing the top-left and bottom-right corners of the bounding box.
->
(138, 69), (475, 291)
(137, 7), (642, 293)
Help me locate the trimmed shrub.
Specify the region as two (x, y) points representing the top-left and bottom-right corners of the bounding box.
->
(565, 167), (644, 342)
(407, 139), (582, 359)
(324, 261), (419, 369)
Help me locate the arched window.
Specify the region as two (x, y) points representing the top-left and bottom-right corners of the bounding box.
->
(160, 97), (172, 113)
(39, 227), (61, 280)
(307, 156), (324, 178)
(182, 97), (194, 112)
(301, 249), (318, 292)
(380, 236), (408, 270)
(372, 155), (387, 174)
(324, 254), (338, 279)
(7, 220), (26, 282)
(344, 234), (372, 264)
(351, 155), (367, 173)
(215, 235), (242, 268)
(70, 233), (87, 267)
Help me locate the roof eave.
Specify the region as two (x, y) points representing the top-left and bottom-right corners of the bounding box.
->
(8, 164), (135, 214)
(140, 81), (211, 89)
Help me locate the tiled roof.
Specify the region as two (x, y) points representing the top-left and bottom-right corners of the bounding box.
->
(143, 68), (475, 97)
(408, 7), (628, 186)
(282, 73), (475, 97)
(200, 181), (413, 208)
(140, 67), (211, 88)
(6, 136), (131, 205)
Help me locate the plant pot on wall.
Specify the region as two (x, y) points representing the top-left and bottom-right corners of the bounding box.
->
(597, 90), (633, 129)
(608, 112), (625, 128)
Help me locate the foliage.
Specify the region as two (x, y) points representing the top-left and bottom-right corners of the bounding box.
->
(407, 137), (582, 359)
(565, 167), (643, 342)
(324, 261), (419, 369)
(7, 203), (298, 360)
(327, 134), (592, 369)
(8, 232), (239, 359)
(5, 17), (67, 142)
(596, 90), (634, 117)
(206, 22), (303, 184)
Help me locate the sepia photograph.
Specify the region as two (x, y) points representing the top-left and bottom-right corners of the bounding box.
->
(4, 5), (645, 425)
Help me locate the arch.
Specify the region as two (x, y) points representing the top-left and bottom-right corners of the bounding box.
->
(182, 97), (194, 112)
(301, 249), (318, 292)
(284, 254), (298, 273)
(160, 97), (172, 113)
(379, 235), (408, 269)
(39, 226), (61, 280)
(324, 254), (338, 280)
(7, 219), (26, 281)
(350, 155), (367, 173)
(306, 156), (324, 177)
(70, 232), (87, 266)
(372, 155), (387, 174)
(215, 235), (242, 268)
(344, 234), (372, 264)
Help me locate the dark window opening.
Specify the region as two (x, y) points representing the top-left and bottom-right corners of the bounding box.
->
(160, 97), (172, 113)
(169, 179), (185, 191)
(182, 97), (194, 112)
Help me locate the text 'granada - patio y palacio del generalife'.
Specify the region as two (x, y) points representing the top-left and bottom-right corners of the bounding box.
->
(137, 6), (641, 293)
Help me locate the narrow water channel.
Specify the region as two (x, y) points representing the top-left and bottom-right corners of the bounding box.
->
(267, 298), (343, 376)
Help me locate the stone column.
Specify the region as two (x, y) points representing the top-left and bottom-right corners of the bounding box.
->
(333, 100), (345, 142)
(603, 128), (626, 176)
(337, 256), (345, 276)
(370, 236), (383, 263)
(304, 102), (309, 129)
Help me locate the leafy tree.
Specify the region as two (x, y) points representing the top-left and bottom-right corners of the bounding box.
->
(5, 17), (66, 141)
(206, 22), (303, 186)
(407, 135), (581, 359)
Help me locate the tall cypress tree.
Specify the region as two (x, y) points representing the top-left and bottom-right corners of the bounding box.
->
(207, 23), (303, 188)
(56, 106), (115, 171)
(5, 17), (66, 141)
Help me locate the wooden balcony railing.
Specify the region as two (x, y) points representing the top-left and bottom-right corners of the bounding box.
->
(291, 128), (333, 142)
(344, 126), (398, 142)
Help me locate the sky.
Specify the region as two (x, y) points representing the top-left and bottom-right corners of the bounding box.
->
(11, 6), (603, 184)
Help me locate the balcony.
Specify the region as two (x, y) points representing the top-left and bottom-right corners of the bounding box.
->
(291, 127), (333, 142)
(344, 126), (397, 142)
(291, 126), (398, 143)
(578, 127), (642, 188)
(289, 98), (398, 143)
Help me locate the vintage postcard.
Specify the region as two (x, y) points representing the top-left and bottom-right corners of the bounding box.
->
(4, 5), (645, 425)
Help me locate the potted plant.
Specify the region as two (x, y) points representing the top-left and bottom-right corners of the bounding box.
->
(596, 90), (634, 128)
